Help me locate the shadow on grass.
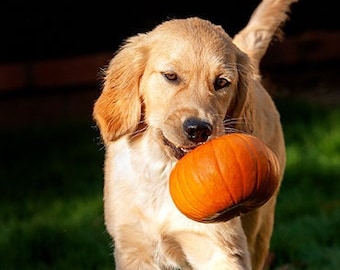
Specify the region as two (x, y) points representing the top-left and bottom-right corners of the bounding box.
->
(0, 123), (114, 270)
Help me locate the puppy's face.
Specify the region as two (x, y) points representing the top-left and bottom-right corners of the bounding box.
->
(93, 18), (252, 159)
(140, 19), (250, 159)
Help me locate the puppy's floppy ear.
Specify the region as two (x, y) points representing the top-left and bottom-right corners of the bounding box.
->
(226, 48), (255, 133)
(93, 34), (148, 143)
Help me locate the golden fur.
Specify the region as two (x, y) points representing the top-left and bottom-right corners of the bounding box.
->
(93, 0), (298, 269)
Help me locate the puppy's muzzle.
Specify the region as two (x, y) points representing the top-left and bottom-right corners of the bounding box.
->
(183, 118), (212, 143)
(163, 117), (212, 160)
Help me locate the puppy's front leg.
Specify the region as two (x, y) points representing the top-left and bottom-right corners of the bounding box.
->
(178, 217), (251, 270)
(114, 249), (160, 270)
(112, 227), (162, 270)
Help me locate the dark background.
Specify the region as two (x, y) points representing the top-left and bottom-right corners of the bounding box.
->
(1, 0), (338, 62)
(0, 0), (339, 128)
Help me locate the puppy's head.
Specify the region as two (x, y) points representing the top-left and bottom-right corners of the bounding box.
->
(93, 17), (255, 158)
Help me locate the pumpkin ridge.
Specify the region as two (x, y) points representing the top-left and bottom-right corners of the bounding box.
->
(239, 134), (260, 201)
(240, 134), (279, 205)
(191, 143), (223, 219)
(264, 146), (280, 198)
(177, 154), (204, 219)
(170, 161), (193, 217)
(228, 134), (250, 203)
(211, 137), (237, 209)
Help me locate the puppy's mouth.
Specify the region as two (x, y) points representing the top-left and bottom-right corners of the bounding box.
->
(162, 135), (202, 160)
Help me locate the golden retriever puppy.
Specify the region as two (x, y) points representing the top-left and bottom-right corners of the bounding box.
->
(93, 0), (298, 269)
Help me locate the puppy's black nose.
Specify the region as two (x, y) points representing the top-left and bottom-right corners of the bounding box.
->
(183, 118), (212, 143)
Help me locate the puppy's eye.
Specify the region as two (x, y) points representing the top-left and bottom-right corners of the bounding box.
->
(163, 72), (178, 82)
(214, 77), (231, 91)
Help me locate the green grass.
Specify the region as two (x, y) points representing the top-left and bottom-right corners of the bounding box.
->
(0, 96), (339, 269)
(0, 123), (114, 270)
(271, 98), (340, 270)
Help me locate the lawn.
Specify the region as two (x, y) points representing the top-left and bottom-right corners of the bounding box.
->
(0, 95), (339, 270)
(271, 97), (340, 270)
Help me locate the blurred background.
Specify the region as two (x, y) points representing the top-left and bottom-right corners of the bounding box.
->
(0, 0), (339, 269)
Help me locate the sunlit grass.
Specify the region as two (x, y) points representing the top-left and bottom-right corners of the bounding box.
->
(271, 98), (340, 269)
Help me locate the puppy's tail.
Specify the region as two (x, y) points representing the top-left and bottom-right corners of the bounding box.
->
(233, 0), (298, 73)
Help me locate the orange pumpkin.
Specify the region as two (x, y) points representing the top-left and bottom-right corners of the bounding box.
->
(169, 133), (280, 223)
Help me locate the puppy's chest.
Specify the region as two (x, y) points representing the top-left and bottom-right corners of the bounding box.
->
(114, 153), (176, 209)
(108, 138), (182, 220)
(131, 161), (175, 212)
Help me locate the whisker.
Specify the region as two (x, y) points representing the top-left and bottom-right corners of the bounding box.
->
(224, 127), (246, 134)
(223, 117), (247, 134)
(223, 117), (246, 126)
